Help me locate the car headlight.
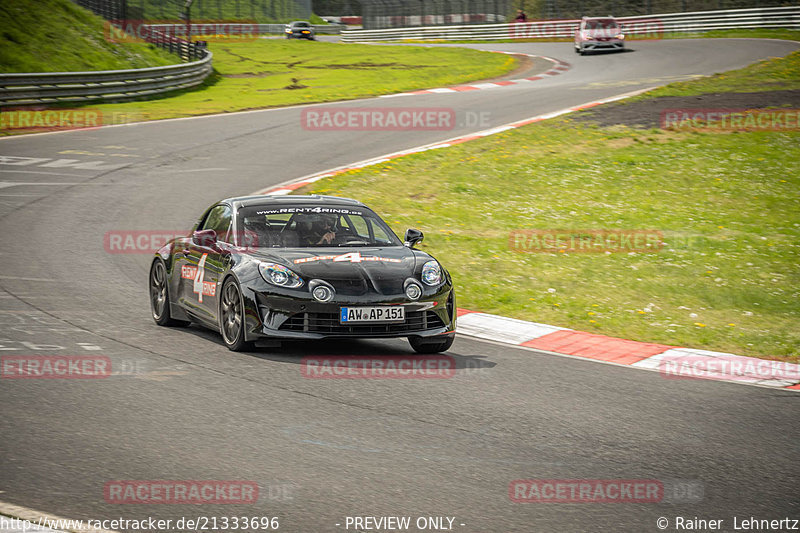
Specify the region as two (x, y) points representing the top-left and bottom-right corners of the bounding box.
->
(421, 260), (442, 286)
(258, 262), (303, 288)
(616, 33), (625, 39)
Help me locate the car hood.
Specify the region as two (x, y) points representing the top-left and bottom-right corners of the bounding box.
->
(246, 246), (424, 294)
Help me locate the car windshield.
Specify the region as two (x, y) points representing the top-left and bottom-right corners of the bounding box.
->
(237, 205), (403, 248)
(293, 22), (310, 27)
(585, 19), (618, 30)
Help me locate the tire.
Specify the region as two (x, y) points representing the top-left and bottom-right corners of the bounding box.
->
(219, 278), (252, 351)
(409, 336), (454, 354)
(149, 259), (189, 327)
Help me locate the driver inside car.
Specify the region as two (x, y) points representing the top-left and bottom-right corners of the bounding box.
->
(299, 213), (338, 246)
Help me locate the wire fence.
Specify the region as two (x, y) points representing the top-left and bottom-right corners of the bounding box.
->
(343, 6), (800, 41)
(538, 0), (797, 19)
(358, 1), (514, 29)
(355, 0), (797, 28)
(71, 0), (313, 24)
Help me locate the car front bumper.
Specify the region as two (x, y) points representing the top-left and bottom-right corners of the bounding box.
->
(242, 283), (456, 341)
(579, 40), (624, 51)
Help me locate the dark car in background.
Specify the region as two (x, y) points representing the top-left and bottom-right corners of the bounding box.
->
(285, 21), (315, 40)
(149, 195), (456, 353)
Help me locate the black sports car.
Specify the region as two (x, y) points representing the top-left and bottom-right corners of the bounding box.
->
(284, 21), (315, 40)
(149, 195), (456, 353)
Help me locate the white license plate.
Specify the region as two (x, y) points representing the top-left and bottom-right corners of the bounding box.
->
(340, 306), (405, 323)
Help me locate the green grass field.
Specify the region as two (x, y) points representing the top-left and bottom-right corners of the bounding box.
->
(0, 0), (176, 72)
(298, 46), (800, 361)
(75, 39), (516, 124)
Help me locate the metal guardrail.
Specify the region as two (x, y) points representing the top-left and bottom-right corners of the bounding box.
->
(0, 25), (213, 107)
(0, 17), (347, 107)
(341, 6), (800, 41)
(0, 49), (212, 106)
(143, 23), (345, 35)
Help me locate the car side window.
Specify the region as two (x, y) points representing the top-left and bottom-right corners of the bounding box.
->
(368, 219), (395, 244)
(201, 204), (233, 243)
(347, 216), (370, 239)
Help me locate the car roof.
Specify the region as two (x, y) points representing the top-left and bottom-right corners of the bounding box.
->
(221, 194), (367, 210)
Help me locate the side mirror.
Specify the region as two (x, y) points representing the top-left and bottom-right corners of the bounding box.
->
(404, 228), (424, 248)
(192, 229), (217, 248)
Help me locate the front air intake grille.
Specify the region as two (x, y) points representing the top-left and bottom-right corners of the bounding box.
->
(279, 310), (445, 335)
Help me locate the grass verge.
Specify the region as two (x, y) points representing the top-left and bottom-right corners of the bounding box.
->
(65, 40), (516, 125)
(296, 52), (800, 361)
(0, 0), (176, 72)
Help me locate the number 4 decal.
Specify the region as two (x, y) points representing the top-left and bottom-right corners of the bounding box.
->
(334, 252), (363, 263)
(193, 253), (208, 302)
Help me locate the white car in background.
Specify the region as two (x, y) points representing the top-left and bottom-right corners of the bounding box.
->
(575, 16), (625, 55)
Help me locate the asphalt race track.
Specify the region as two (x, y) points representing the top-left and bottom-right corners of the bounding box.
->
(1, 39), (799, 532)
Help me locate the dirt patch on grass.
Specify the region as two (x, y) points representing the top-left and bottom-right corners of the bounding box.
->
(305, 62), (436, 69)
(222, 71), (281, 78)
(571, 89), (800, 129)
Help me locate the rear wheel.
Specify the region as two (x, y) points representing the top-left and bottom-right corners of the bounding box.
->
(409, 336), (454, 354)
(149, 259), (189, 327)
(220, 278), (252, 351)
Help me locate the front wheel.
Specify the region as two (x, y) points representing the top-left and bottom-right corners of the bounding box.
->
(409, 336), (454, 354)
(149, 259), (189, 327)
(219, 278), (252, 351)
